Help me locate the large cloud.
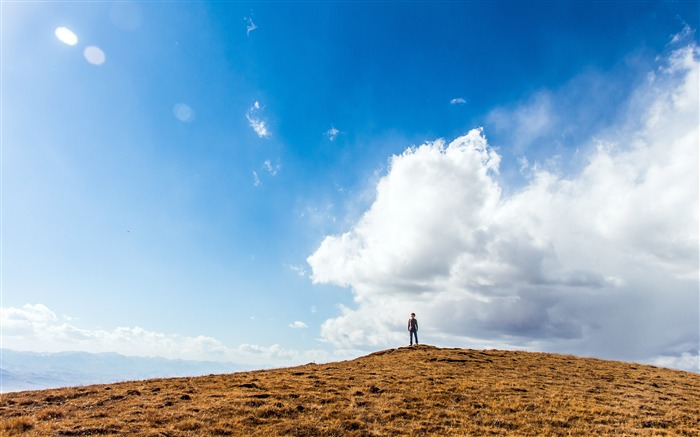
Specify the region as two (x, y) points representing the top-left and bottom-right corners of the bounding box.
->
(308, 43), (699, 371)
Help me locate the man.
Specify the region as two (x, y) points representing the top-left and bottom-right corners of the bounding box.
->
(408, 313), (418, 346)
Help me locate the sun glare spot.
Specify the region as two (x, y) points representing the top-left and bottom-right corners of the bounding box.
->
(84, 46), (106, 65)
(173, 103), (196, 123)
(55, 27), (78, 46)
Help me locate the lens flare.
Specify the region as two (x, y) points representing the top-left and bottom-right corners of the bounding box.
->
(84, 46), (106, 65)
(55, 27), (78, 46)
(173, 104), (195, 123)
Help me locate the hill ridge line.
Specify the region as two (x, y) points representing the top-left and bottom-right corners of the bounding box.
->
(2, 346), (699, 436)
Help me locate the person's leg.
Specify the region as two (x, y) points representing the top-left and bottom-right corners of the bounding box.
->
(409, 330), (413, 346)
(414, 330), (418, 345)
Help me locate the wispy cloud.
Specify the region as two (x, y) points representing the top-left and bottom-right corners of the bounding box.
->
(486, 91), (554, 153)
(450, 97), (466, 105)
(244, 14), (257, 36)
(246, 101), (270, 138)
(326, 126), (341, 141)
(263, 159), (281, 176)
(252, 160), (280, 187)
(286, 264), (307, 277)
(670, 23), (693, 45)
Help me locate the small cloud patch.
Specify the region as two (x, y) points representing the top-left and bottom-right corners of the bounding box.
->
(246, 101), (270, 138)
(289, 321), (308, 329)
(263, 160), (281, 176)
(326, 126), (341, 141)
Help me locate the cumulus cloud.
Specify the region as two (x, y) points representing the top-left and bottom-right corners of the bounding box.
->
(1, 303), (345, 367)
(450, 97), (466, 105)
(308, 42), (699, 372)
(1, 303), (58, 333)
(1, 303), (230, 361)
(289, 321), (309, 329)
(246, 101), (270, 138)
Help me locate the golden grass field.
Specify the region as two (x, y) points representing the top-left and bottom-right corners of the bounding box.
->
(1, 345), (699, 436)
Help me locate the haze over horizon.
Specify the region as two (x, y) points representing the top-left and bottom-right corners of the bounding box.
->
(2, 2), (698, 374)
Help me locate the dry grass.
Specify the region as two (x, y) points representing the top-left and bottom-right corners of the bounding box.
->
(1, 346), (698, 436)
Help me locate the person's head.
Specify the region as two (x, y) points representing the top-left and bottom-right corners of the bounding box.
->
(410, 313), (415, 318)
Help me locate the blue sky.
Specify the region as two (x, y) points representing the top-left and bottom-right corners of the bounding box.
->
(2, 1), (699, 372)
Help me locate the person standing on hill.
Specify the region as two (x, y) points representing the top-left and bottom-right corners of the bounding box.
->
(408, 313), (419, 346)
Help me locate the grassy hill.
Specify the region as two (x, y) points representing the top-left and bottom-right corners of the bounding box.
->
(1, 345), (698, 436)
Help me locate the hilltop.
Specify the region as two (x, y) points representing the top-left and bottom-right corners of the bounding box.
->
(1, 346), (699, 436)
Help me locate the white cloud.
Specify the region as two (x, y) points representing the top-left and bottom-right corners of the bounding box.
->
(247, 116), (269, 138)
(1, 303), (58, 334)
(486, 91), (555, 152)
(238, 343), (287, 356)
(236, 343), (353, 365)
(246, 101), (270, 138)
(308, 42), (699, 371)
(450, 97), (466, 105)
(245, 17), (257, 36)
(1, 303), (350, 367)
(670, 24), (693, 45)
(263, 159), (281, 176)
(645, 353), (699, 373)
(1, 304), (230, 361)
(289, 321), (309, 329)
(326, 126), (341, 141)
(251, 160), (281, 187)
(286, 264), (307, 277)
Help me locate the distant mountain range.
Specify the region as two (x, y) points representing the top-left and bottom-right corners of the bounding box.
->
(0, 349), (242, 393)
